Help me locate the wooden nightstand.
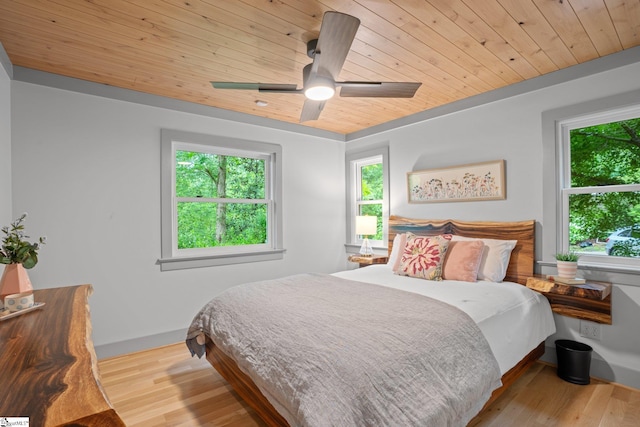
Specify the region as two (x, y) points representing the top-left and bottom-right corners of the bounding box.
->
(348, 254), (389, 268)
(526, 275), (612, 324)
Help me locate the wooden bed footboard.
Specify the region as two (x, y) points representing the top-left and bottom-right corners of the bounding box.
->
(206, 339), (289, 426)
(205, 338), (545, 427)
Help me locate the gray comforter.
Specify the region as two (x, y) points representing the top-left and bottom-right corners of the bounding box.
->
(186, 273), (501, 426)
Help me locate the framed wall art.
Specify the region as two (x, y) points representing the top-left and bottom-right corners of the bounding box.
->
(407, 160), (505, 203)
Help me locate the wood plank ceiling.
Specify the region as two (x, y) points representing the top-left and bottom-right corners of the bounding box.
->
(1, 0), (639, 135)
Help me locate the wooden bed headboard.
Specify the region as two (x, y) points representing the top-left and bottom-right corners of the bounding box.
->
(388, 216), (535, 285)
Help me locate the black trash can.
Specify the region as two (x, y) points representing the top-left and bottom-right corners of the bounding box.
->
(555, 339), (592, 385)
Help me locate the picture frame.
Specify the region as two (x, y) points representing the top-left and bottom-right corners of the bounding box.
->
(407, 160), (505, 203)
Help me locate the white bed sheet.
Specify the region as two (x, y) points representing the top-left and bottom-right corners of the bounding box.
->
(333, 264), (556, 375)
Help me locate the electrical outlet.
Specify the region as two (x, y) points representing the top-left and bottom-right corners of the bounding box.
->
(580, 320), (602, 341)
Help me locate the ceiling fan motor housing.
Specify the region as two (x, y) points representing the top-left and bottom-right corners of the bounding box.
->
(306, 39), (318, 58)
(303, 63), (313, 85)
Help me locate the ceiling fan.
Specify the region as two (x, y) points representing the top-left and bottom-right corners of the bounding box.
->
(211, 11), (422, 122)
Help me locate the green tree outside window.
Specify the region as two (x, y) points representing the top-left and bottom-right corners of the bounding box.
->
(359, 162), (383, 240)
(568, 117), (640, 256)
(175, 150), (267, 249)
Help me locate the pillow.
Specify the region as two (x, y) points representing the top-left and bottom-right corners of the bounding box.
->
(450, 236), (517, 282)
(388, 233), (408, 270)
(395, 234), (451, 280)
(442, 240), (485, 282)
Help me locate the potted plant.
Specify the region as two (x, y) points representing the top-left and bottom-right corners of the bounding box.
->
(555, 251), (580, 279)
(0, 213), (46, 300)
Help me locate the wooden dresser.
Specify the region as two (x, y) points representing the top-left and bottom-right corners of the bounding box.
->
(0, 285), (125, 427)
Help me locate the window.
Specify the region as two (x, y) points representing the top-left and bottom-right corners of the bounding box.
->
(159, 130), (283, 270)
(346, 147), (389, 249)
(558, 106), (640, 266)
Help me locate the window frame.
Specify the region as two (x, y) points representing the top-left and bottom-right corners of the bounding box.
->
(558, 105), (640, 269)
(345, 146), (389, 252)
(542, 90), (640, 277)
(159, 129), (284, 271)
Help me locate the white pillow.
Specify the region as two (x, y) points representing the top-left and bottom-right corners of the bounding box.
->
(387, 233), (407, 268)
(450, 235), (517, 282)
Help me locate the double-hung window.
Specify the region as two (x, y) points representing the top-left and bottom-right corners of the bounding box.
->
(346, 147), (389, 250)
(558, 106), (640, 268)
(159, 130), (283, 270)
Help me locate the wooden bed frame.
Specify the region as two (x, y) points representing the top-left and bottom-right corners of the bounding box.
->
(204, 217), (542, 426)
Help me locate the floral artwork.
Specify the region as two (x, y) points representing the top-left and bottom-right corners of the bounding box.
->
(407, 160), (505, 203)
(397, 234), (450, 280)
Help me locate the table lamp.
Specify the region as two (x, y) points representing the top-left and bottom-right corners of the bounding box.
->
(355, 215), (377, 256)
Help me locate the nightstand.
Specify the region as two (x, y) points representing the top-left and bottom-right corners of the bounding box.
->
(348, 254), (389, 268)
(526, 275), (612, 324)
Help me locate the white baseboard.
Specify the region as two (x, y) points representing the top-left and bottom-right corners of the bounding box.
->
(541, 344), (640, 390)
(95, 328), (187, 360)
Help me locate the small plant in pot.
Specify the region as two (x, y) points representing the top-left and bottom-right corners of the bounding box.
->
(555, 251), (580, 279)
(0, 213), (46, 301)
(1, 213), (46, 268)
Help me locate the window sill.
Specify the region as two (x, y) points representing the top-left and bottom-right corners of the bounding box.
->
(537, 260), (640, 287)
(158, 249), (286, 271)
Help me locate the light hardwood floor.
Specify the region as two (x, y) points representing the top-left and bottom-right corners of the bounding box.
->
(98, 343), (640, 426)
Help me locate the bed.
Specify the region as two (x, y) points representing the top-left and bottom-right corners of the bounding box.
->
(186, 216), (555, 426)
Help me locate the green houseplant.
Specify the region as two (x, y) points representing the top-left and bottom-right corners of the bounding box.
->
(1, 213), (46, 269)
(0, 214), (46, 300)
(554, 252), (581, 262)
(555, 251), (580, 279)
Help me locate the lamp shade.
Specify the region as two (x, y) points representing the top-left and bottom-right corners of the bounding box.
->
(355, 215), (377, 236)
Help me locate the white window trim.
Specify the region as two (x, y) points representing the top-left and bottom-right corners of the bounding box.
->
(158, 129), (284, 271)
(345, 145), (389, 252)
(542, 89), (640, 282)
(557, 105), (640, 270)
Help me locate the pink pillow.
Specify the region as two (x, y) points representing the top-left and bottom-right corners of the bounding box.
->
(442, 240), (485, 282)
(450, 236), (517, 282)
(395, 234), (451, 280)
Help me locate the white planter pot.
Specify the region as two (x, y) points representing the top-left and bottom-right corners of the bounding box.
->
(556, 261), (578, 279)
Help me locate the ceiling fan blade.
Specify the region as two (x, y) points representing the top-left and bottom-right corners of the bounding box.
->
(313, 12), (360, 80)
(258, 87), (304, 94)
(338, 82), (422, 98)
(211, 82), (299, 92)
(300, 99), (326, 122)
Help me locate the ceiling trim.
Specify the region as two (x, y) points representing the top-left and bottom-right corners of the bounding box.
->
(11, 64), (346, 142)
(0, 43), (12, 80)
(346, 45), (640, 142)
(7, 44), (640, 143)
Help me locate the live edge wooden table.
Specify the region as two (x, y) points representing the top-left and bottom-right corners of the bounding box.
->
(526, 275), (612, 324)
(347, 254), (389, 268)
(0, 285), (125, 427)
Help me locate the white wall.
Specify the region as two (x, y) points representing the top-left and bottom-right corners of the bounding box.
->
(347, 60), (640, 388)
(11, 82), (347, 355)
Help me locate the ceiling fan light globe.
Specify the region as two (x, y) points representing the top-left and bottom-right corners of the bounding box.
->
(304, 76), (335, 101)
(305, 86), (335, 101)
